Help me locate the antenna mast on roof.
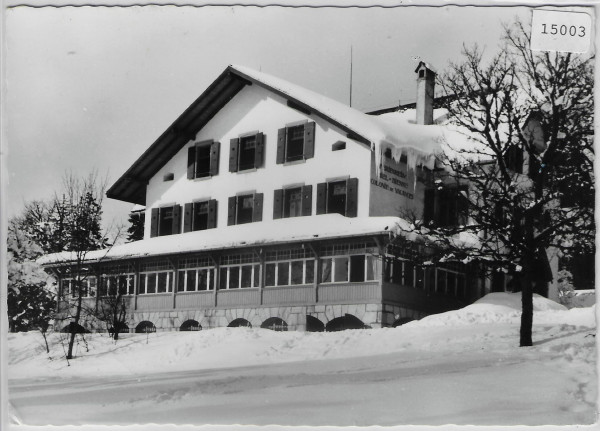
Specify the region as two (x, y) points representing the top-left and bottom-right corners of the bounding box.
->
(349, 45), (353, 108)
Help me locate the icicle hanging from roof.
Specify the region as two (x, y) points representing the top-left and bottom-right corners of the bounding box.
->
(373, 140), (437, 186)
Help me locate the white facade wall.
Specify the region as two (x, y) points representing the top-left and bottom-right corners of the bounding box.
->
(144, 85), (373, 239)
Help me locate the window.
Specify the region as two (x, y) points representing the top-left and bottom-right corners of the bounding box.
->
(183, 199), (217, 232)
(150, 205), (182, 237)
(503, 144), (524, 174)
(178, 268), (215, 292)
(273, 185), (312, 219)
(217, 254), (261, 290)
(63, 277), (97, 298)
(139, 271), (173, 294)
(228, 193), (263, 225)
(229, 133), (264, 172)
(265, 259), (315, 287)
(99, 274), (135, 296)
(332, 141), (346, 151)
(423, 187), (468, 227)
(321, 254), (377, 283)
(187, 140), (220, 179)
(277, 122), (316, 164)
(316, 178), (358, 217)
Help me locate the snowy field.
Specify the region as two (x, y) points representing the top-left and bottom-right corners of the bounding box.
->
(7, 293), (597, 428)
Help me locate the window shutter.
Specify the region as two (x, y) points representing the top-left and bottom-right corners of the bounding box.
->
(276, 128), (286, 164)
(423, 189), (435, 223)
(183, 203), (193, 233)
(457, 187), (469, 226)
(516, 147), (524, 174)
(210, 141), (220, 176)
(208, 199), (217, 229)
(254, 133), (264, 169)
(172, 205), (182, 234)
(187, 147), (196, 179)
(150, 208), (159, 238)
(303, 122), (316, 159)
(253, 193), (263, 222)
(273, 189), (283, 219)
(316, 182), (327, 215)
(227, 196), (237, 226)
(346, 178), (358, 217)
(301, 185), (312, 216)
(229, 138), (239, 172)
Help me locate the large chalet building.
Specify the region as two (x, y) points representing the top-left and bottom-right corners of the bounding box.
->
(41, 63), (501, 333)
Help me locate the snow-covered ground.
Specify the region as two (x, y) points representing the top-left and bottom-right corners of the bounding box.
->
(7, 293), (597, 427)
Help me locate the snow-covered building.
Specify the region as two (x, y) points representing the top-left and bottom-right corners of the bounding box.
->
(41, 63), (487, 333)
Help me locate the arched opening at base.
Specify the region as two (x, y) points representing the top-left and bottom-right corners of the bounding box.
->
(180, 319), (202, 331)
(228, 318), (252, 328)
(135, 321), (156, 333)
(109, 322), (129, 334)
(325, 314), (367, 332)
(60, 322), (90, 333)
(392, 317), (414, 328)
(306, 315), (325, 332)
(261, 317), (288, 331)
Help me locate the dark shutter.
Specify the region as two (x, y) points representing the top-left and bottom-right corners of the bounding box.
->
(457, 187), (469, 226)
(207, 199), (217, 229)
(423, 189), (435, 223)
(301, 185), (312, 216)
(187, 147), (196, 179)
(229, 138), (239, 172)
(253, 193), (263, 222)
(150, 208), (159, 238)
(227, 196), (237, 226)
(273, 189), (283, 219)
(304, 122), (315, 159)
(172, 205), (182, 234)
(276, 128), (286, 164)
(346, 178), (358, 217)
(316, 182), (327, 215)
(210, 141), (220, 176)
(255, 133), (264, 169)
(183, 203), (193, 233)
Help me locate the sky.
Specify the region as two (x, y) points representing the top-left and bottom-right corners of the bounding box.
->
(4, 4), (538, 233)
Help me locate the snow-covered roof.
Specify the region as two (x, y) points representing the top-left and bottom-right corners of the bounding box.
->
(232, 65), (443, 174)
(38, 215), (411, 266)
(108, 65), (449, 204)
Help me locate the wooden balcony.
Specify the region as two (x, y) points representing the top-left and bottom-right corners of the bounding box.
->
(216, 288), (261, 307)
(262, 285), (315, 305)
(318, 282), (381, 304)
(175, 291), (214, 309)
(136, 293), (173, 311)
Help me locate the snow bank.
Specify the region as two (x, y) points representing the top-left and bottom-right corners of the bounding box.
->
(408, 292), (594, 327)
(8, 293), (595, 381)
(38, 214), (410, 265)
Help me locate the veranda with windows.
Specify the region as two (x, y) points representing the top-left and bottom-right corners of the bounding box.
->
(52, 234), (476, 331)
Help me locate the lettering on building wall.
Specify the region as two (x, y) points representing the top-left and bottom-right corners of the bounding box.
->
(371, 161), (414, 200)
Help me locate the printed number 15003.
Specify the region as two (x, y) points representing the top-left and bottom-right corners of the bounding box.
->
(530, 10), (591, 53)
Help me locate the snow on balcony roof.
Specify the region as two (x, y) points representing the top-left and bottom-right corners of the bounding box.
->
(38, 215), (412, 266)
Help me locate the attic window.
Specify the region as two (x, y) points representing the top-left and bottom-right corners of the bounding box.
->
(163, 173), (174, 182)
(332, 141), (346, 151)
(419, 70), (425, 78)
(277, 122), (316, 164)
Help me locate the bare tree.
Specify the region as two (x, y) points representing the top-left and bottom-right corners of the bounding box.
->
(407, 21), (594, 346)
(18, 171), (123, 358)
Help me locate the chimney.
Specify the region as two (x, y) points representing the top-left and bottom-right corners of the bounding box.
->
(415, 61), (436, 125)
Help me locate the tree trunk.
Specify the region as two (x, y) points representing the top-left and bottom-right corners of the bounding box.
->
(519, 262), (534, 347)
(41, 330), (50, 354)
(67, 283), (84, 359)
